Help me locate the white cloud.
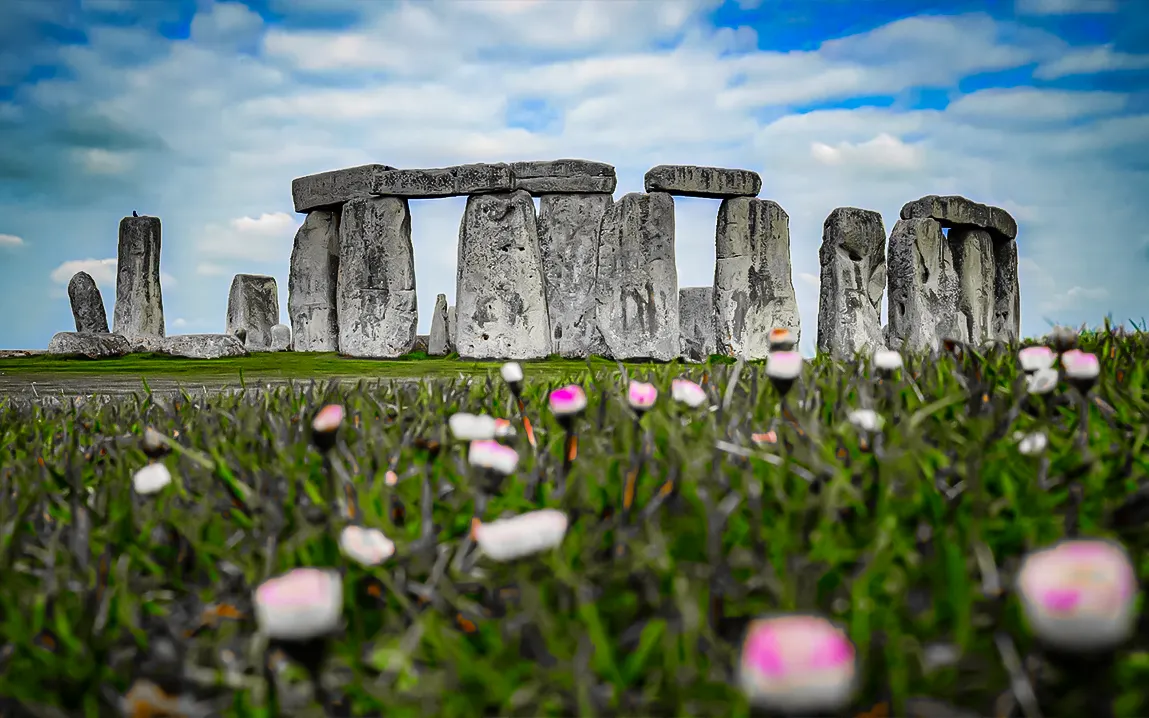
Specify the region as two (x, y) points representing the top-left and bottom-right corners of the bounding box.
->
(76, 148), (133, 175)
(1015, 0), (1118, 15)
(1034, 44), (1149, 79)
(0, 233), (24, 248)
(197, 212), (300, 265)
(49, 257), (176, 299)
(946, 88), (1128, 122)
(810, 133), (925, 171)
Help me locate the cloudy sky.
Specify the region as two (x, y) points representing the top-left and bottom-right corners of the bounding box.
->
(0, 0), (1146, 354)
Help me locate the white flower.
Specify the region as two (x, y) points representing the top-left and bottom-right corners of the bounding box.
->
(468, 440), (520, 475)
(1017, 431), (1048, 456)
(449, 412), (497, 441)
(738, 614), (858, 713)
(1061, 349), (1100, 381)
(254, 568), (343, 641)
(671, 378), (707, 408)
(872, 349), (904, 372)
(847, 409), (884, 433)
(1016, 539), (1138, 652)
(1018, 346), (1056, 373)
(474, 509), (569, 562)
(765, 351), (803, 381)
(1026, 368), (1059, 395)
(133, 463), (172, 495)
(339, 525), (395, 566)
(500, 362), (523, 384)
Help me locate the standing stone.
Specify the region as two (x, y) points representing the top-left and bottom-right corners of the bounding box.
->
(456, 190), (551, 360)
(428, 293), (450, 356)
(289, 209), (340, 352)
(113, 215), (164, 339)
(270, 323), (292, 352)
(714, 198), (800, 359)
(338, 196), (418, 358)
(447, 304), (457, 349)
(817, 208), (887, 359)
(226, 275), (280, 351)
(679, 286), (716, 362)
(594, 192), (679, 361)
(67, 271), (109, 334)
(993, 240), (1020, 343)
(537, 193), (613, 358)
(948, 227), (996, 346)
(887, 218), (967, 353)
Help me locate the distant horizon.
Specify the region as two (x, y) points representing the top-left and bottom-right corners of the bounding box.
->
(1, 0), (1146, 352)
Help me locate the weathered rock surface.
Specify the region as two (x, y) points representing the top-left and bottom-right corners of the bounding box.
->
(371, 164), (512, 199)
(595, 192), (679, 361)
(900, 195), (1017, 241)
(948, 227), (996, 345)
(679, 286), (716, 362)
(428, 293), (450, 356)
(292, 164), (395, 213)
(270, 324), (292, 352)
(414, 334), (429, 354)
(644, 165), (761, 199)
(817, 208), (888, 359)
(537, 193), (613, 358)
(162, 334), (248, 359)
(338, 196), (418, 358)
(447, 304), (457, 348)
(993, 239), (1020, 343)
(455, 191), (552, 360)
(113, 215), (165, 340)
(226, 274), (280, 351)
(47, 332), (131, 358)
(887, 218), (967, 352)
(511, 160), (617, 194)
(289, 209), (340, 352)
(68, 271), (109, 334)
(714, 198), (800, 359)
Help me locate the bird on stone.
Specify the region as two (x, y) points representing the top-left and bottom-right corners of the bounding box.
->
(132, 211), (139, 217)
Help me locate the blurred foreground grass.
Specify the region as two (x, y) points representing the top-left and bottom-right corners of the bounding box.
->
(1, 329), (1148, 717)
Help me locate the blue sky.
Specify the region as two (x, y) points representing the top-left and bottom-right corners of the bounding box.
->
(0, 0), (1147, 353)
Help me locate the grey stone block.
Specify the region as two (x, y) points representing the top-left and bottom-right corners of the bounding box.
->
(289, 209), (341, 352)
(887, 217), (967, 353)
(679, 286), (716, 362)
(817, 208), (887, 359)
(113, 215), (165, 340)
(226, 274), (279, 351)
(900, 195), (1017, 241)
(643, 165), (761, 199)
(292, 164), (395, 213)
(68, 271), (109, 334)
(511, 159), (617, 194)
(47, 331), (131, 358)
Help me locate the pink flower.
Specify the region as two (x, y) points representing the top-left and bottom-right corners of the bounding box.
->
(1018, 346), (1056, 373)
(311, 404), (345, 434)
(671, 378), (707, 408)
(627, 381), (658, 411)
(739, 614), (857, 713)
(1060, 349), (1100, 381)
(1016, 539), (1138, 651)
(468, 440), (520, 475)
(254, 568), (343, 641)
(765, 351), (803, 381)
(549, 385), (587, 417)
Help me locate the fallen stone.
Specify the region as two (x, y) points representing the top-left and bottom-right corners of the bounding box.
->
(817, 208), (888, 359)
(993, 240), (1020, 343)
(413, 334), (430, 354)
(887, 217), (967, 353)
(679, 287), (716, 362)
(288, 209), (341, 352)
(948, 227), (996, 346)
(456, 190), (552, 360)
(226, 274), (280, 351)
(428, 293), (450, 356)
(162, 334), (248, 359)
(371, 163), (512, 199)
(68, 271), (109, 334)
(47, 332), (131, 358)
(447, 304), (457, 348)
(900, 195), (1017, 241)
(643, 165), (761, 199)
(337, 196), (418, 358)
(511, 159), (617, 194)
(270, 324), (292, 352)
(714, 198), (800, 359)
(537, 193), (613, 358)
(595, 192), (679, 361)
(292, 164), (395, 213)
(112, 215), (165, 340)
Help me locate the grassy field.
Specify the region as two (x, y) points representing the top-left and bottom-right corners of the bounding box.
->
(1, 329), (1148, 717)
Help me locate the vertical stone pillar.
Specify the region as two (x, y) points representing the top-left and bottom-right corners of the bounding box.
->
(816, 208), (887, 359)
(886, 217), (966, 353)
(113, 214), (165, 339)
(289, 208), (341, 352)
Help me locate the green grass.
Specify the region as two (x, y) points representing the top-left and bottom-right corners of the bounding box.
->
(2, 330), (1149, 717)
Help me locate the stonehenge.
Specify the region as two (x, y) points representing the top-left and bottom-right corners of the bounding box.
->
(283, 160), (1020, 362)
(47, 162), (1025, 365)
